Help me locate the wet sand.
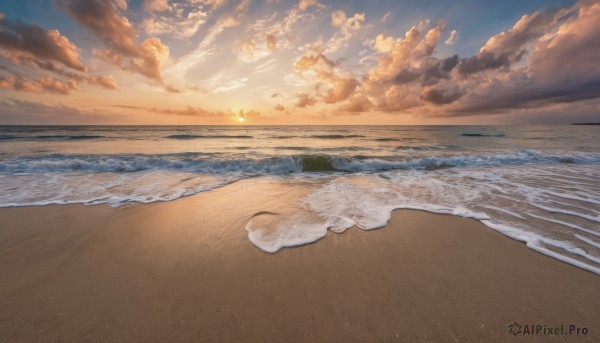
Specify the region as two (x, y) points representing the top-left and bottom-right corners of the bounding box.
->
(0, 181), (598, 342)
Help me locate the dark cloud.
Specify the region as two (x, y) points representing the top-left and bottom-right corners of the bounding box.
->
(456, 8), (566, 75)
(449, 1), (600, 114)
(422, 55), (459, 85)
(390, 54), (459, 86)
(421, 87), (464, 105)
(457, 52), (511, 74)
(391, 69), (420, 85)
(451, 78), (600, 114)
(440, 54), (459, 72)
(345, 0), (600, 121)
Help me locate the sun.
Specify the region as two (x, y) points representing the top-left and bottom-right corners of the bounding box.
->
(238, 117), (245, 123)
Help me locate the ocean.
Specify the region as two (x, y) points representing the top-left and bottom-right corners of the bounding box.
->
(0, 125), (599, 274)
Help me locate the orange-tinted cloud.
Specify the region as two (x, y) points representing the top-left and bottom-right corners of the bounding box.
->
(298, 0), (323, 11)
(326, 10), (365, 53)
(0, 74), (78, 94)
(295, 93), (316, 108)
(57, 0), (169, 82)
(0, 13), (119, 95)
(448, 0), (600, 114)
(142, 0), (227, 39)
(293, 47), (358, 105)
(0, 98), (112, 124)
(144, 0), (172, 13)
(236, 3), (314, 63)
(0, 14), (85, 71)
(88, 75), (118, 90)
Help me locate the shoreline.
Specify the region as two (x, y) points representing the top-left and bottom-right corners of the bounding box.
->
(0, 186), (599, 342)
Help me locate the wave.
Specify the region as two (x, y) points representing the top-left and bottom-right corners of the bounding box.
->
(331, 150), (600, 172)
(373, 138), (401, 142)
(395, 145), (461, 151)
(461, 133), (506, 137)
(37, 135), (106, 140)
(1, 150), (598, 174)
(0, 135), (106, 141)
(270, 135), (297, 139)
(309, 134), (365, 139)
(165, 134), (253, 139)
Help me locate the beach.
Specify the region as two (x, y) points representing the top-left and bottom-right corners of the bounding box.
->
(2, 0), (600, 340)
(1, 179), (598, 342)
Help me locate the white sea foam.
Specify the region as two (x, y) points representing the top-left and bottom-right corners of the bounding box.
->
(575, 234), (600, 249)
(243, 165), (600, 276)
(0, 172), (239, 207)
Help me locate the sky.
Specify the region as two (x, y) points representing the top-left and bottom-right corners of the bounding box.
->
(0, 0), (599, 125)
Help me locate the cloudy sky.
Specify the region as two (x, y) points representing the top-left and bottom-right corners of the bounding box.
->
(0, 0), (599, 124)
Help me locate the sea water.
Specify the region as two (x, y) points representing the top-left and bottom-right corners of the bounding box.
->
(0, 125), (598, 274)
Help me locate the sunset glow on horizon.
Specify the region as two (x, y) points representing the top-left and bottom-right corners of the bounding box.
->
(0, 0), (599, 125)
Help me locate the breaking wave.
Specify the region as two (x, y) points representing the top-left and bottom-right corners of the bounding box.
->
(1, 150), (598, 174)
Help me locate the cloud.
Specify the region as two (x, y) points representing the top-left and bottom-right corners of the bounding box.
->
(0, 35), (119, 93)
(298, 0), (323, 11)
(449, 0), (600, 114)
(37, 76), (79, 94)
(112, 104), (228, 117)
(57, 0), (169, 81)
(238, 108), (261, 118)
(0, 98), (112, 124)
(88, 75), (118, 89)
(339, 95), (373, 113)
(295, 93), (316, 107)
(381, 12), (392, 23)
(444, 29), (458, 45)
(457, 8), (563, 75)
(325, 10), (365, 54)
(320, 77), (358, 104)
(456, 51), (512, 74)
(236, 4), (315, 63)
(325, 0), (600, 119)
(144, 0), (172, 13)
(293, 47), (358, 105)
(151, 106), (225, 116)
(274, 104), (285, 111)
(112, 103), (261, 119)
(142, 0), (227, 39)
(420, 86), (464, 105)
(0, 74), (79, 94)
(172, 0), (249, 75)
(368, 21), (447, 83)
(0, 15), (85, 71)
(344, 20), (450, 111)
(266, 34), (277, 51)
